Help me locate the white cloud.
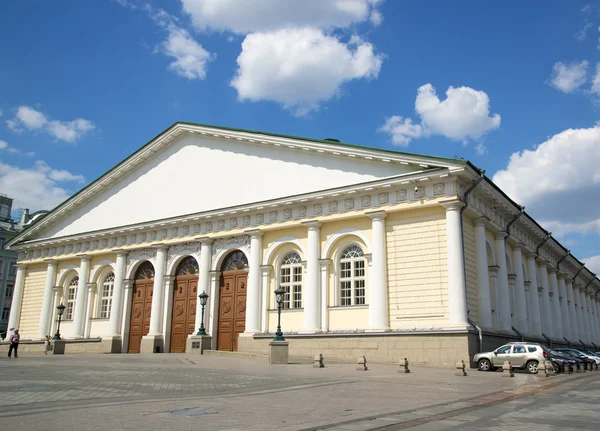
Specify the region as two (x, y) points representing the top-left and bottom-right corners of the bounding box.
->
(231, 28), (383, 115)
(493, 126), (600, 237)
(379, 83), (500, 146)
(575, 22), (593, 41)
(0, 160), (84, 212)
(474, 143), (487, 156)
(549, 61), (588, 93)
(181, 0), (381, 34)
(0, 140), (21, 155)
(583, 255), (600, 274)
(592, 62), (600, 95)
(7, 106), (95, 143)
(161, 26), (213, 80)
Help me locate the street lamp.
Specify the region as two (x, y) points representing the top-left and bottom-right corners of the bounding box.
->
(273, 287), (285, 342)
(53, 303), (66, 340)
(196, 291), (209, 336)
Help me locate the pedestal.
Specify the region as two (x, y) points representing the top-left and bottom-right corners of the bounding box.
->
(52, 340), (66, 355)
(102, 336), (122, 353)
(186, 335), (212, 355)
(269, 341), (289, 364)
(140, 335), (163, 353)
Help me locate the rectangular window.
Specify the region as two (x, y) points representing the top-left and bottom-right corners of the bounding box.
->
(0, 237), (5, 249)
(5, 284), (13, 297)
(9, 262), (16, 276)
(1, 307), (9, 321)
(340, 281), (352, 306)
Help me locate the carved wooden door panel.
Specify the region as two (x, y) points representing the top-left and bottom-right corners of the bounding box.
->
(218, 271), (247, 351)
(170, 275), (198, 353)
(128, 280), (153, 353)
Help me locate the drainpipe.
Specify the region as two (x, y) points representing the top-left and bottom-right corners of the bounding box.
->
(505, 206), (525, 239)
(468, 317), (483, 353)
(573, 265), (586, 283)
(536, 234), (552, 258)
(556, 251), (570, 272)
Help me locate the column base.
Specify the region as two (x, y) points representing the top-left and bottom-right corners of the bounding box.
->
(269, 341), (289, 364)
(368, 327), (391, 333)
(51, 340), (66, 355)
(102, 336), (122, 353)
(297, 329), (322, 334)
(186, 335), (212, 355)
(140, 335), (163, 353)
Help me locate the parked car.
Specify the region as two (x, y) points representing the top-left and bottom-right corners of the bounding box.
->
(474, 342), (548, 373)
(554, 348), (596, 369)
(576, 349), (600, 364)
(548, 349), (578, 373)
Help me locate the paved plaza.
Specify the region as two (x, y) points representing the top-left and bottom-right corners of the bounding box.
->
(0, 353), (598, 430)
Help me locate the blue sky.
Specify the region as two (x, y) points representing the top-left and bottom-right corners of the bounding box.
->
(0, 0), (598, 271)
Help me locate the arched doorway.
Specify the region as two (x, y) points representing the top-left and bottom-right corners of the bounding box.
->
(170, 257), (199, 353)
(128, 261), (154, 353)
(218, 250), (248, 351)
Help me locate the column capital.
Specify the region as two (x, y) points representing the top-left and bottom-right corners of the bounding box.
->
(301, 220), (322, 229)
(52, 285), (61, 293)
(474, 217), (488, 227)
(151, 243), (168, 251)
(164, 275), (176, 282)
(507, 274), (517, 284)
(76, 254), (91, 262)
(365, 210), (387, 220)
(111, 248), (128, 257)
(511, 244), (522, 252)
(15, 263), (28, 270)
(525, 251), (538, 259)
(319, 258), (332, 268)
(260, 264), (273, 274)
(245, 229), (263, 238)
(524, 281), (531, 291)
(488, 265), (500, 276)
(209, 270), (222, 278)
(548, 291), (554, 299)
(123, 279), (134, 289)
(536, 258), (548, 267)
(495, 232), (508, 240)
(43, 259), (57, 265)
(538, 286), (544, 294)
(194, 236), (214, 245)
(439, 199), (465, 211)
(547, 267), (557, 274)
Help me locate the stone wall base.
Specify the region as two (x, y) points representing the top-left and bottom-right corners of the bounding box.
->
(0, 339), (106, 355)
(140, 335), (163, 353)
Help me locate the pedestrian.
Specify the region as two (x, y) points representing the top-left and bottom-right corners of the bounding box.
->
(44, 335), (52, 355)
(8, 329), (20, 358)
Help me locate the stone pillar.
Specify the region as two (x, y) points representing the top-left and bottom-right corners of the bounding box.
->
(557, 275), (571, 341)
(72, 256), (91, 338)
(120, 279), (134, 352)
(194, 239), (213, 333)
(494, 233), (512, 332)
(38, 260), (58, 338)
(6, 264), (27, 339)
(442, 200), (469, 328)
(566, 280), (578, 341)
(83, 282), (96, 338)
(260, 265), (272, 333)
(593, 296), (600, 343)
(507, 274), (517, 328)
(488, 265), (500, 328)
(147, 245), (167, 336)
(524, 281), (531, 332)
(526, 254), (542, 337)
(208, 271), (221, 350)
(537, 262), (554, 339)
(512, 247), (528, 334)
(245, 230), (263, 334)
(548, 269), (563, 340)
(587, 292), (598, 344)
(367, 211), (389, 331)
(302, 221), (321, 333)
(582, 291), (592, 344)
(573, 285), (585, 342)
(474, 219), (492, 329)
(108, 251), (128, 337)
(319, 259), (331, 332)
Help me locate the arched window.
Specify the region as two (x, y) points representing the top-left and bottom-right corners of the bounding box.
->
(222, 251), (248, 271)
(339, 245), (366, 306)
(135, 261), (155, 280)
(280, 252), (302, 309)
(176, 256), (199, 276)
(65, 275), (79, 320)
(99, 272), (115, 319)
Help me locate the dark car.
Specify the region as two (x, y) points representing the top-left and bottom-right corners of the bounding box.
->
(549, 349), (578, 373)
(555, 348), (594, 370)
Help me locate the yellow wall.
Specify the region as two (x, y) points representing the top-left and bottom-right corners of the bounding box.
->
(386, 207), (449, 329)
(328, 307), (369, 330)
(463, 217), (479, 323)
(18, 263), (47, 339)
(268, 309), (304, 332)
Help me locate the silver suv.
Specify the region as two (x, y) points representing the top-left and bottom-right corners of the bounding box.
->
(474, 342), (549, 374)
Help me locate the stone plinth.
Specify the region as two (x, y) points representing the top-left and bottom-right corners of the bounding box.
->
(52, 340), (66, 355)
(140, 335), (163, 354)
(102, 336), (122, 353)
(269, 341), (289, 364)
(186, 335), (212, 355)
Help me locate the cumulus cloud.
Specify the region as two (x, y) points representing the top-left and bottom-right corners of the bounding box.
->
(6, 106), (95, 144)
(181, 0), (382, 34)
(0, 140), (21, 155)
(231, 28), (383, 115)
(493, 126), (600, 238)
(591, 63), (600, 95)
(161, 26), (213, 79)
(583, 255), (600, 274)
(574, 22), (593, 41)
(379, 84), (500, 147)
(549, 61), (588, 93)
(0, 160), (85, 212)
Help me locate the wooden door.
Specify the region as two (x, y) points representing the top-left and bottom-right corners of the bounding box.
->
(217, 271), (247, 351)
(128, 279), (153, 353)
(170, 275), (198, 353)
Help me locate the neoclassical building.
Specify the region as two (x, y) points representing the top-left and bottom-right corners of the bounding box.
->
(4, 122), (600, 366)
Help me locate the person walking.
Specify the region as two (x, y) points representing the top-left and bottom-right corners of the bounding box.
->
(8, 329), (20, 358)
(43, 335), (52, 355)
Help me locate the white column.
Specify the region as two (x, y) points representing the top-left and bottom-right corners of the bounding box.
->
(494, 233), (512, 332)
(260, 265), (272, 333)
(573, 285), (585, 342)
(72, 256), (91, 338)
(83, 283), (96, 338)
(194, 239), (213, 333)
(108, 251), (128, 337)
(582, 290), (592, 344)
(208, 271), (221, 350)
(593, 297), (600, 343)
(319, 259), (331, 332)
(524, 281), (531, 332)
(120, 279), (134, 351)
(587, 292), (598, 344)
(537, 262), (554, 339)
(557, 275), (571, 341)
(512, 247), (528, 334)
(474, 220), (492, 329)
(6, 264), (27, 338)
(367, 211), (389, 331)
(508, 274), (517, 328)
(38, 260), (58, 338)
(526, 254), (542, 337)
(245, 230), (263, 334)
(548, 269), (563, 340)
(148, 246), (167, 336)
(442, 201), (469, 328)
(488, 266), (500, 328)
(566, 280), (578, 341)
(302, 221), (322, 332)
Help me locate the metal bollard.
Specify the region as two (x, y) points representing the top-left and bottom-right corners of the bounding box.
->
(454, 360), (467, 376)
(357, 356), (368, 371)
(502, 360), (514, 377)
(398, 357), (410, 374)
(313, 353), (324, 368)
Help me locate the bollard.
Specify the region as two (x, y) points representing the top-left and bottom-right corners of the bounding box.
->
(567, 364), (572, 374)
(357, 356), (368, 371)
(540, 361), (551, 377)
(502, 360), (514, 377)
(595, 363), (599, 371)
(398, 357), (410, 374)
(576, 363), (581, 373)
(454, 360), (467, 376)
(313, 353), (324, 368)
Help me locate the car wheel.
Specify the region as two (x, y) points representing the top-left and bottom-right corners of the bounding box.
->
(478, 358), (492, 372)
(552, 362), (561, 373)
(526, 360), (539, 374)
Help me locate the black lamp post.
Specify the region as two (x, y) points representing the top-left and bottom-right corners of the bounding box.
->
(273, 287), (285, 342)
(196, 291), (209, 336)
(53, 303), (66, 340)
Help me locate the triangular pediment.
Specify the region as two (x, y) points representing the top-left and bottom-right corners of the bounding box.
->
(10, 123), (465, 244)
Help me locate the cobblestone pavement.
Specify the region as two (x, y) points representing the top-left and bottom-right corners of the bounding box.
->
(0, 353), (597, 430)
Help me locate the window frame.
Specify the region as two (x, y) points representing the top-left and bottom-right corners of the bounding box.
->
(98, 272), (115, 319)
(278, 251), (303, 310)
(64, 274), (79, 321)
(337, 244), (367, 307)
(5, 283), (13, 298)
(1, 307), (9, 321)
